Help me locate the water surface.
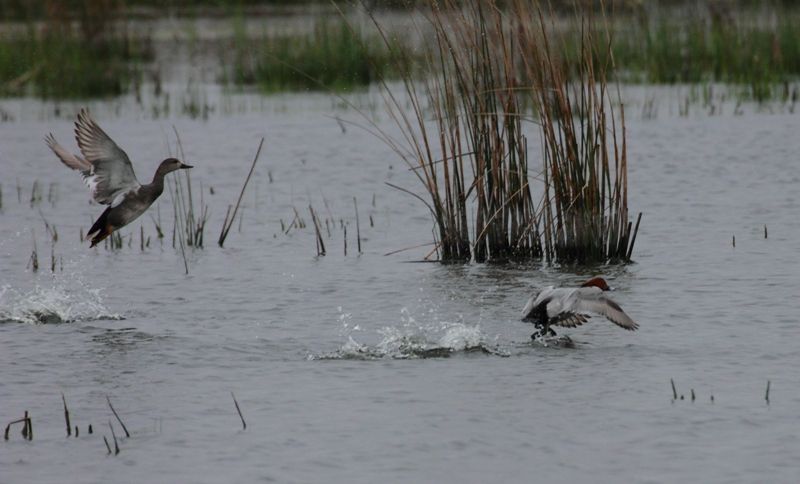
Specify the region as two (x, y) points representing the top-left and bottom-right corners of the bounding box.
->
(1, 88), (799, 483)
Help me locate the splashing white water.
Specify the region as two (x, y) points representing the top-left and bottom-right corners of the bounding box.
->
(0, 283), (122, 324)
(314, 312), (507, 360)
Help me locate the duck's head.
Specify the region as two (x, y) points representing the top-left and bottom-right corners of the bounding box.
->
(157, 157), (193, 175)
(581, 276), (610, 291)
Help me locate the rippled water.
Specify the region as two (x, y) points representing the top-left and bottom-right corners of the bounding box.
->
(1, 87), (799, 483)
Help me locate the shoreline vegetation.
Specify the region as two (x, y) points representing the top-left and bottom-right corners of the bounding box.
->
(0, 2), (799, 99)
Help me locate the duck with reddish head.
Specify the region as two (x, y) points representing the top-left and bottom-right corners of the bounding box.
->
(521, 276), (638, 342)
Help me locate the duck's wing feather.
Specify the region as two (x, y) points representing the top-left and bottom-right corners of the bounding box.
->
(551, 312), (590, 328)
(521, 286), (554, 318)
(574, 295), (638, 330)
(45, 133), (92, 173)
(74, 109), (140, 205)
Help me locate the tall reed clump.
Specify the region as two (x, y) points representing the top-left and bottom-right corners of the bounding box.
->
(373, 1), (539, 262)
(515, 3), (640, 263)
(372, 0), (639, 263)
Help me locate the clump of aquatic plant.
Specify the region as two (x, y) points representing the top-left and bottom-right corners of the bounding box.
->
(515, 3), (640, 263)
(369, 0), (639, 263)
(170, 130), (209, 251)
(369, 0), (540, 262)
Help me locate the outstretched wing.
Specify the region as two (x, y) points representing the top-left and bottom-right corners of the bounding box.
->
(45, 133), (92, 173)
(574, 296), (638, 330)
(74, 109), (140, 205)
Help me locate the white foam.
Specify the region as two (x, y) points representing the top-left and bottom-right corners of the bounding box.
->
(0, 283), (122, 324)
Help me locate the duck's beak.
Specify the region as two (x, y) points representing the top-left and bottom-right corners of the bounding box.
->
(180, 163), (193, 169)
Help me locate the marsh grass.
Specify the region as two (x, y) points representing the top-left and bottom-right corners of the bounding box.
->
(0, 4), (150, 99)
(170, 130), (209, 251)
(517, 3), (640, 263)
(563, 4), (800, 102)
(231, 17), (413, 92)
(367, 0), (638, 263)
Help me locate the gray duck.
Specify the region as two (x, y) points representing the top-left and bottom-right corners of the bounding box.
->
(46, 109), (192, 247)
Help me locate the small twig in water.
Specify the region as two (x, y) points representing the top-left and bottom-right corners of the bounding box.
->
(22, 411), (32, 440)
(764, 225), (768, 239)
(106, 396), (130, 438)
(670, 378), (678, 400)
(691, 389), (695, 402)
(4, 413), (31, 441)
(309, 205), (326, 256)
(103, 435), (112, 454)
(62, 393), (72, 437)
(109, 421), (120, 455)
(765, 380), (771, 404)
(353, 197), (362, 254)
(231, 392), (246, 431)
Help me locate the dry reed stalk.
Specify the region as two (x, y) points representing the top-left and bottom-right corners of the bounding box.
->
(218, 138), (264, 247)
(108, 421), (120, 455)
(62, 393), (71, 437)
(4, 412), (32, 441)
(515, 1), (641, 262)
(309, 205), (326, 256)
(106, 396), (130, 438)
(231, 392), (246, 430)
(353, 197), (362, 254)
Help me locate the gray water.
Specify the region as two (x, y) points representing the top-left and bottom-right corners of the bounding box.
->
(1, 87), (799, 483)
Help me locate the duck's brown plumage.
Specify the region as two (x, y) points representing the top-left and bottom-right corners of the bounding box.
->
(46, 109), (192, 247)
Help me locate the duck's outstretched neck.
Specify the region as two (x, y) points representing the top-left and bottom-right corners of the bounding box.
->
(150, 170), (167, 196)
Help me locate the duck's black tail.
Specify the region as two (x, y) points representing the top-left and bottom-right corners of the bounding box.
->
(87, 207), (113, 248)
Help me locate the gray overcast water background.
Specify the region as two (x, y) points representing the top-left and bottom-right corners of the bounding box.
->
(1, 84), (799, 483)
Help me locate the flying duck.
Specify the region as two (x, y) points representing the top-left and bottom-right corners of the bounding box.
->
(45, 109), (192, 247)
(521, 277), (638, 340)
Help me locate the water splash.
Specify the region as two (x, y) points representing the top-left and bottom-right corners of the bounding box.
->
(0, 283), (122, 324)
(314, 318), (508, 360)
